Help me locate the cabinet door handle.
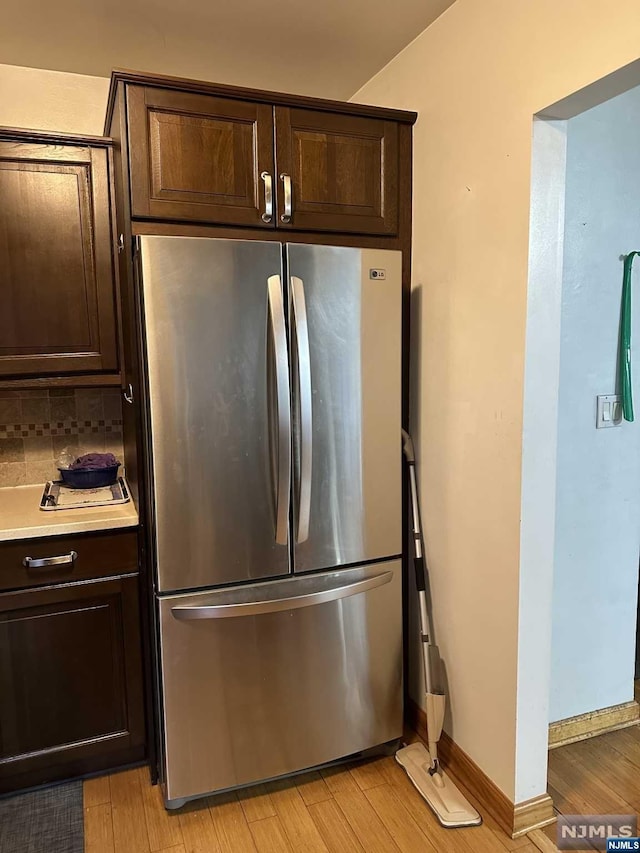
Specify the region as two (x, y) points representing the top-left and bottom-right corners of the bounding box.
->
(260, 171), (273, 223)
(280, 173), (292, 223)
(123, 383), (134, 404)
(23, 551), (78, 570)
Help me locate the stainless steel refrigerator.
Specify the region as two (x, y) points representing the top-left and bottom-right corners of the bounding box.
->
(137, 235), (403, 808)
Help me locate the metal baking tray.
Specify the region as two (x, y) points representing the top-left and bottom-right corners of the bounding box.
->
(40, 477), (131, 511)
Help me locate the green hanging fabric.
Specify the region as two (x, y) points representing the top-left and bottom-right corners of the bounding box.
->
(620, 251), (639, 422)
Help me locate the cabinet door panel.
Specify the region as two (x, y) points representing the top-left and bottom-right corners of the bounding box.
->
(275, 107), (399, 235)
(0, 596), (125, 757)
(0, 576), (144, 792)
(0, 141), (118, 378)
(127, 86), (275, 227)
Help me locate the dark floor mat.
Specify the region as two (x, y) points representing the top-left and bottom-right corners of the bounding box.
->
(0, 781), (83, 853)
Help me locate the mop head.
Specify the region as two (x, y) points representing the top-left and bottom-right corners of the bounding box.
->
(396, 742), (482, 828)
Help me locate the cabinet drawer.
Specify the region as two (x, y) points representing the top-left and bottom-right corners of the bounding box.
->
(0, 529), (138, 591)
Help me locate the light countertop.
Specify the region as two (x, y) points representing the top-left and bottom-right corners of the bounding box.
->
(0, 484), (139, 542)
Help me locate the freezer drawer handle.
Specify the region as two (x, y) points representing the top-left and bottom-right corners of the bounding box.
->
(267, 274), (292, 545)
(23, 551), (78, 570)
(291, 276), (312, 543)
(170, 570), (392, 620)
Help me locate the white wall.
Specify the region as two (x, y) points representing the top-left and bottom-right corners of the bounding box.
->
(517, 116), (567, 807)
(353, 0), (640, 803)
(0, 64), (108, 134)
(550, 87), (640, 723)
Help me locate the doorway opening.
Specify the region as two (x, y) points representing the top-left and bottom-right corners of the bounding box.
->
(521, 61), (640, 822)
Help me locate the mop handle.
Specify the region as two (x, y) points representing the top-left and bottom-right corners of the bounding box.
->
(402, 429), (427, 593)
(408, 464), (427, 592)
(402, 429), (437, 698)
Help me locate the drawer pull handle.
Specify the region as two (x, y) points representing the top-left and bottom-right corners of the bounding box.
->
(23, 551), (78, 570)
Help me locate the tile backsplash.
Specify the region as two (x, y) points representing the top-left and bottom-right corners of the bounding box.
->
(0, 389), (124, 487)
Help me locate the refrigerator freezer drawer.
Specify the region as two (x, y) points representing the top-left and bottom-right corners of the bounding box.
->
(158, 560), (402, 805)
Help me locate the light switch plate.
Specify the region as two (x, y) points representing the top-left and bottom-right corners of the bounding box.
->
(596, 394), (622, 428)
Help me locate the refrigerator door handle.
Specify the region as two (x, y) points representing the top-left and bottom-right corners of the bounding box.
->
(267, 274), (292, 545)
(170, 569), (392, 620)
(291, 275), (312, 543)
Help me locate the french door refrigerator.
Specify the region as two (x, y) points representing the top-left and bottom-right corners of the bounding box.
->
(137, 235), (403, 808)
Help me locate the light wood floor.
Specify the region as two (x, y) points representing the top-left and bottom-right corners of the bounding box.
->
(83, 722), (640, 853)
(84, 729), (538, 853)
(547, 722), (640, 843)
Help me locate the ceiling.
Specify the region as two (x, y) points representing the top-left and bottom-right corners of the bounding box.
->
(0, 0), (455, 100)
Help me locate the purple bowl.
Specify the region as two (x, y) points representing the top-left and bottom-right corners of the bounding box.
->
(58, 464), (120, 489)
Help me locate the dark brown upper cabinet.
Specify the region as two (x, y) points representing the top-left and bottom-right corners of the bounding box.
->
(0, 130), (120, 383)
(275, 107), (399, 235)
(108, 71), (415, 236)
(127, 86), (275, 227)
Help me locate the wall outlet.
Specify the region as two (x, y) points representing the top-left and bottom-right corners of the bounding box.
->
(596, 394), (622, 428)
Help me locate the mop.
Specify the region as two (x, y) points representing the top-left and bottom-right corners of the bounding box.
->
(395, 429), (482, 828)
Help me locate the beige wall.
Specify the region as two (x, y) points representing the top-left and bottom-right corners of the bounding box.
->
(354, 0), (640, 801)
(4, 2), (640, 800)
(0, 64), (108, 134)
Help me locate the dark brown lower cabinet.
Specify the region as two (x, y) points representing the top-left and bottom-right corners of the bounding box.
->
(0, 575), (145, 793)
